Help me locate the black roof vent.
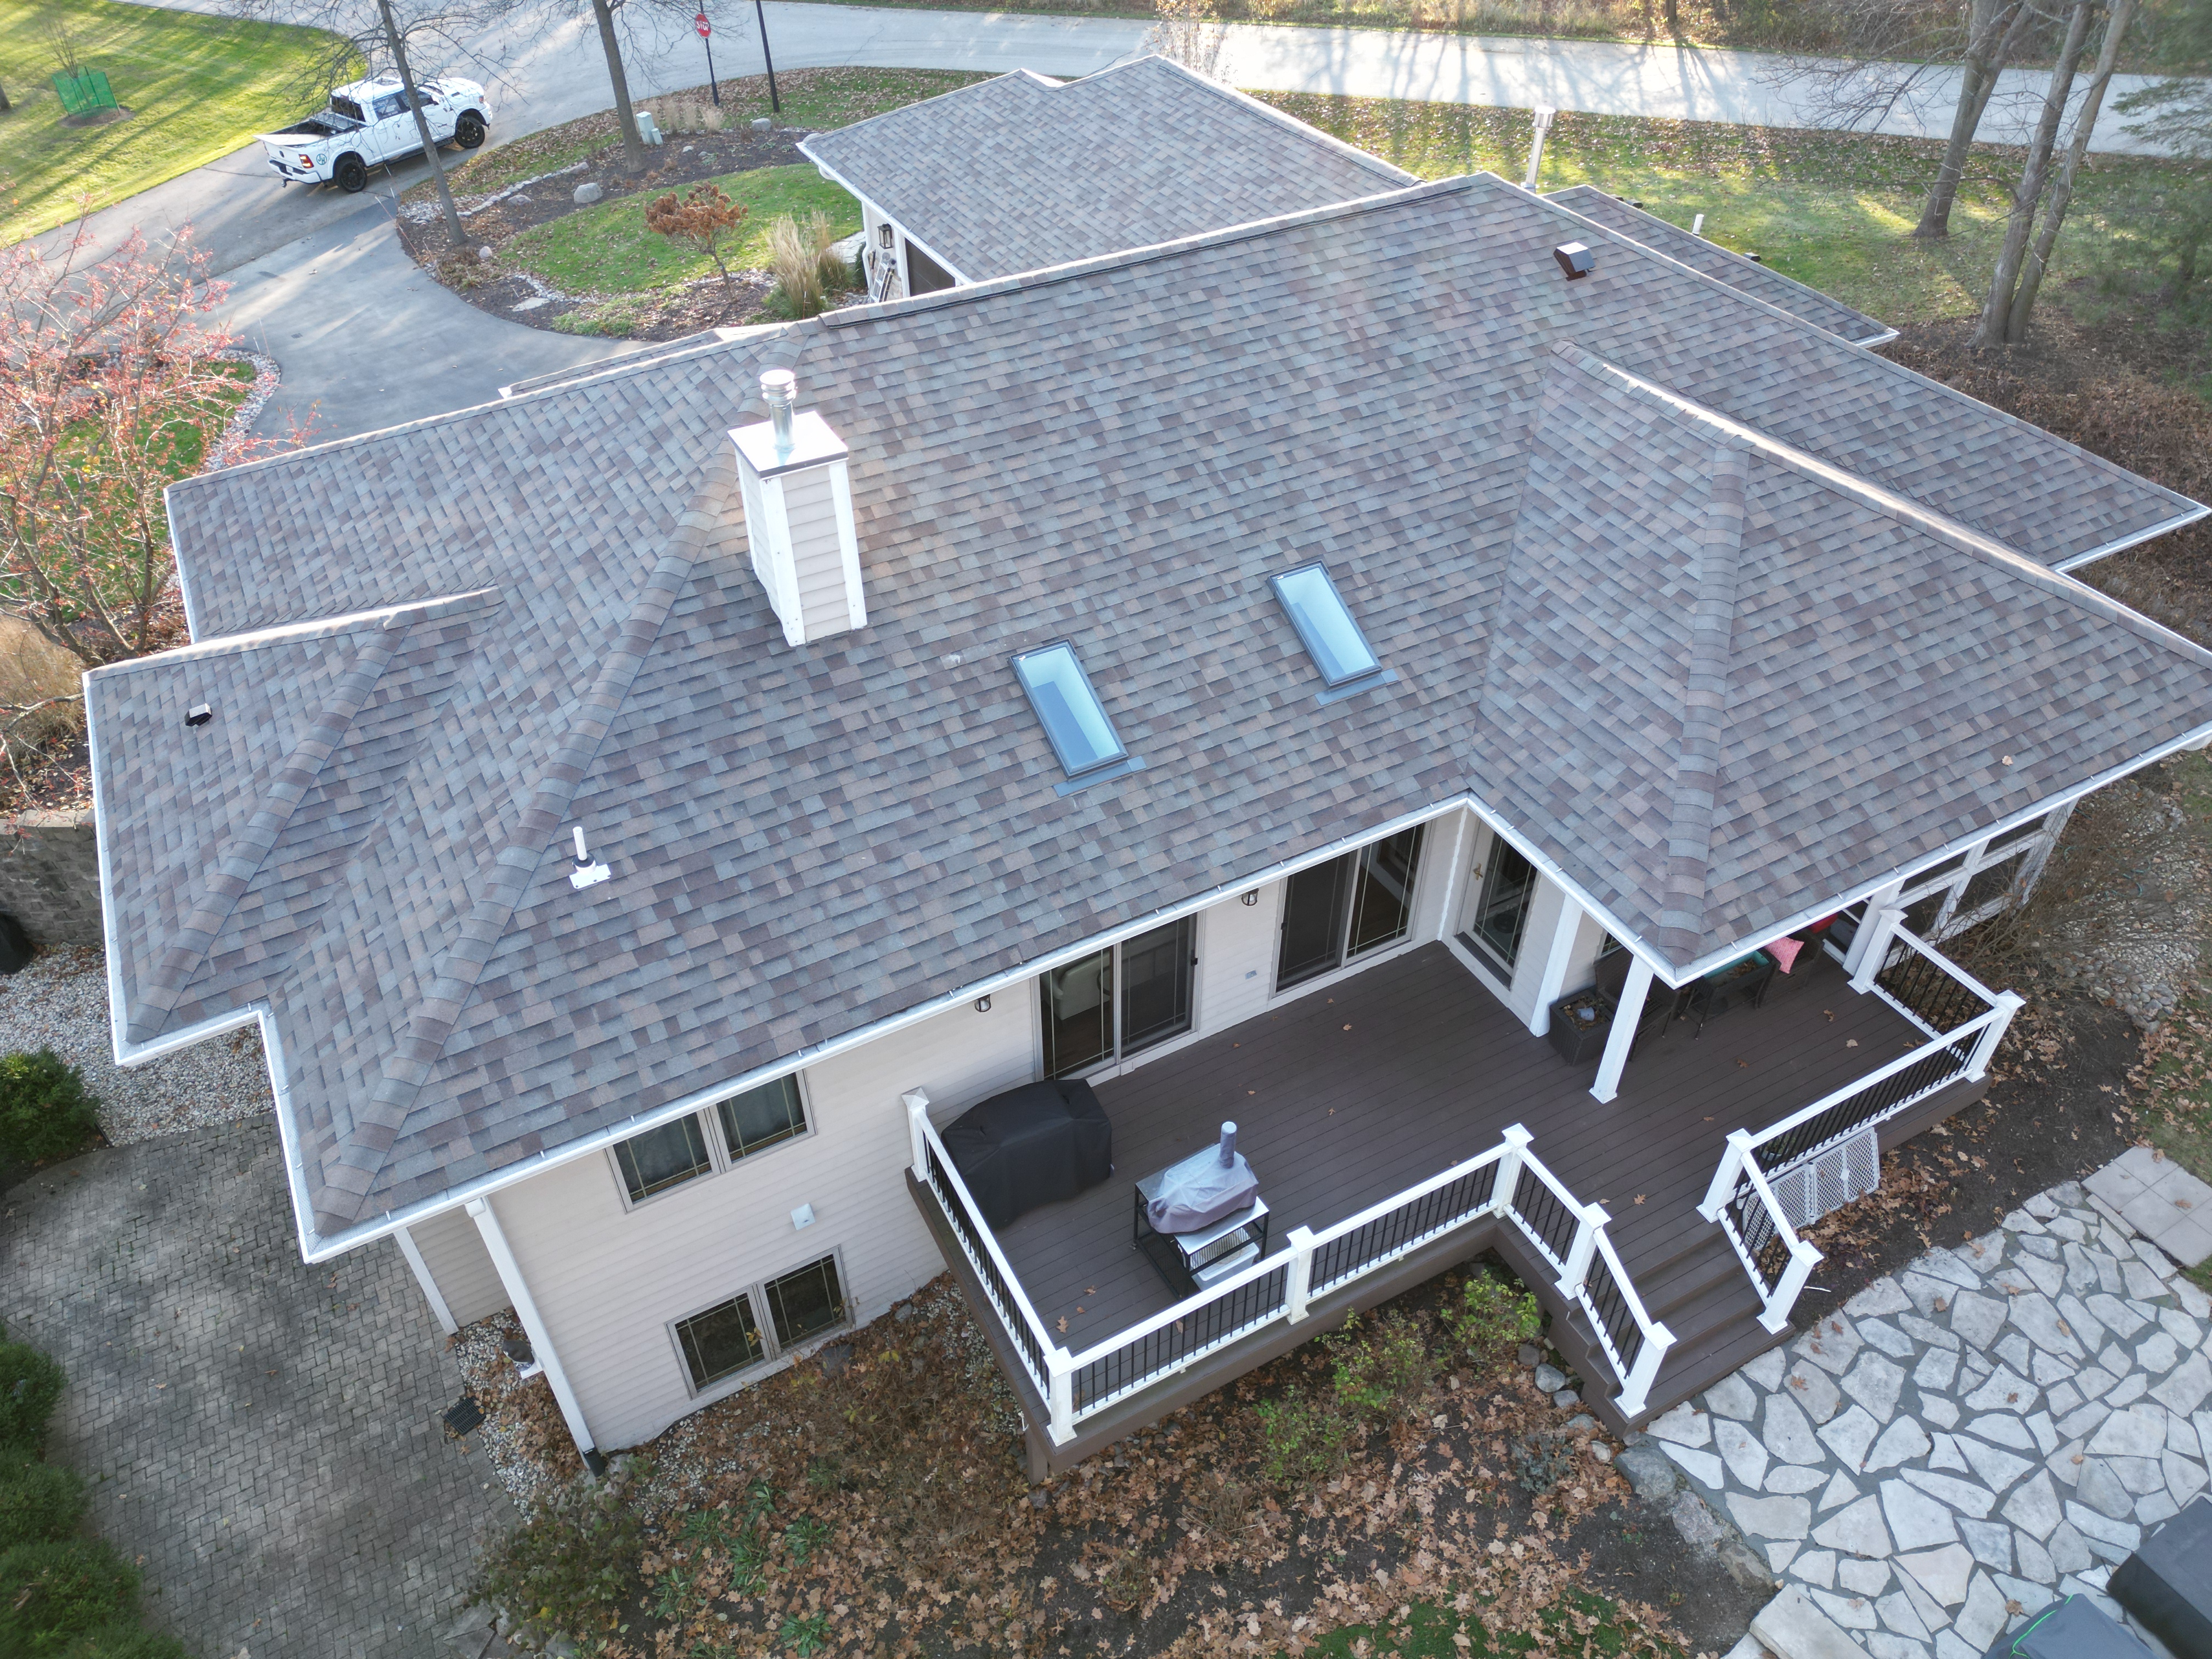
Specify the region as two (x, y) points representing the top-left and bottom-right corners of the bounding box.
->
(184, 703), (212, 727)
(1553, 242), (1595, 280)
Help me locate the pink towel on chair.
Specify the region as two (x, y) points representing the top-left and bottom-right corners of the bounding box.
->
(1769, 936), (1804, 974)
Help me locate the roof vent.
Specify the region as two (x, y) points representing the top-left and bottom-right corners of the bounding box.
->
(730, 371), (865, 647)
(1553, 242), (1595, 280)
(184, 703), (212, 727)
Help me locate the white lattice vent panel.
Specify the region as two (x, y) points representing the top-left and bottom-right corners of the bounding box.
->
(1768, 1128), (1880, 1230)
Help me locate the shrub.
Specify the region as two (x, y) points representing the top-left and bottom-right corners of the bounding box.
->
(0, 1342), (67, 1452)
(0, 1538), (139, 1652)
(1446, 1269), (1543, 1372)
(765, 212), (824, 319)
(1326, 1309), (1436, 1427)
(0, 1454), (85, 1549)
(0, 1050), (101, 1167)
(54, 1629), (190, 1659)
(1253, 1386), (1357, 1488)
(472, 1477), (643, 1644)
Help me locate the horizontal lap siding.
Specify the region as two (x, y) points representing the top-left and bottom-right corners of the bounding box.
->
(490, 981), (1041, 1451)
(785, 468), (851, 639)
(411, 1205), (510, 1325)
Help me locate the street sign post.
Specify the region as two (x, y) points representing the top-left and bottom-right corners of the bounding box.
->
(752, 0), (780, 114)
(695, 10), (720, 105)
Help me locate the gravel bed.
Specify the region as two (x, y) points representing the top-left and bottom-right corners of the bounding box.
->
(0, 946), (273, 1144)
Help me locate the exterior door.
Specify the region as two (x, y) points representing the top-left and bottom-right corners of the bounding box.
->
(1462, 835), (1538, 979)
(1277, 827), (1427, 991)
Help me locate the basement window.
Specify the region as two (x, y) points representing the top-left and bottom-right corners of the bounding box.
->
(1271, 564), (1382, 688)
(1013, 642), (1127, 778)
(675, 1292), (767, 1388)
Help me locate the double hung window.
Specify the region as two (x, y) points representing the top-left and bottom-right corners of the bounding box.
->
(1041, 915), (1197, 1078)
(1274, 827), (1426, 991)
(610, 1075), (811, 1207)
(673, 1254), (848, 1392)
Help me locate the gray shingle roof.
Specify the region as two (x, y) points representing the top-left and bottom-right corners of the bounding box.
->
(92, 173), (2212, 1252)
(798, 56), (1415, 281)
(1548, 186), (1893, 345)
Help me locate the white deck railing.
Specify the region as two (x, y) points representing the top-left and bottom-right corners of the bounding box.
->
(909, 1098), (1678, 1443)
(1700, 924), (2022, 1329)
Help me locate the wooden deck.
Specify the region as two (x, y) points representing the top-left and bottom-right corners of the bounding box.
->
(995, 940), (1930, 1359)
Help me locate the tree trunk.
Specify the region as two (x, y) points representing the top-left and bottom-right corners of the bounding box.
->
(1663, 0), (1680, 36)
(0, 83), (12, 114)
(1971, 0), (2096, 346)
(378, 0), (469, 250)
(2005, 0), (2137, 340)
(1914, 0), (2033, 239)
(591, 0), (650, 176)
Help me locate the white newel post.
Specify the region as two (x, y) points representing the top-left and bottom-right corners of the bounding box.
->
(1698, 1128), (1756, 1222)
(1849, 905), (1906, 991)
(1491, 1124), (1532, 1217)
(1967, 993), (2025, 1080)
(1762, 1239), (1824, 1333)
(1046, 1350), (1076, 1444)
(1285, 1225), (1318, 1324)
(1843, 883), (1902, 976)
(1556, 1201), (1607, 1298)
(1617, 1320), (1676, 1420)
(1590, 956), (1652, 1103)
(902, 1088), (930, 1179)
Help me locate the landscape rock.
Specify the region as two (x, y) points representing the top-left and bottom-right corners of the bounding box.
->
(573, 181), (603, 204)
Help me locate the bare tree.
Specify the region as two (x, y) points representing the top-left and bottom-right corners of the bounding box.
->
(1144, 0), (1229, 80)
(506, 0), (709, 178)
(1915, 0), (2040, 236)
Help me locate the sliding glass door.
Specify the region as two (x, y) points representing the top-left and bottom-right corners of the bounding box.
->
(1042, 916), (1197, 1077)
(1276, 826), (1426, 991)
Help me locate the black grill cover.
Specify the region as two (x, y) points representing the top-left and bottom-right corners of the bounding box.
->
(2112, 1496), (2212, 1659)
(941, 1080), (1113, 1228)
(1984, 1596), (2159, 1659)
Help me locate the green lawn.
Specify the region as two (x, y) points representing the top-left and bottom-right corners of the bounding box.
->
(501, 163), (859, 296)
(0, 0), (351, 245)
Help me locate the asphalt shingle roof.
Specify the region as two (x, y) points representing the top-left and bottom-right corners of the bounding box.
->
(92, 173), (2212, 1251)
(1548, 185), (1893, 345)
(798, 55), (1415, 280)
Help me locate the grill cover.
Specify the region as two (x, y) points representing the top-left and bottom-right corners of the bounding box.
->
(1146, 1145), (1260, 1235)
(941, 1080), (1113, 1228)
(2111, 1496), (2212, 1659)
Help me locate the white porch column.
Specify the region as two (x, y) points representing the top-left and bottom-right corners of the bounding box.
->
(1526, 889), (1586, 1037)
(392, 1224), (456, 1336)
(1849, 905), (1907, 991)
(1590, 956), (1652, 1104)
(467, 1195), (597, 1459)
(1843, 882), (1903, 978)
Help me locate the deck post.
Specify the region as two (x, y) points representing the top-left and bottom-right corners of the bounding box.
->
(1590, 956), (1652, 1103)
(1697, 1128), (1755, 1223)
(1848, 906), (1905, 991)
(1491, 1124), (1532, 1218)
(1966, 992), (2025, 1080)
(1046, 1349), (1076, 1444)
(902, 1089), (930, 1180)
(1842, 882), (1901, 975)
(1761, 1239), (1824, 1333)
(1285, 1225), (1317, 1323)
(1556, 1201), (1607, 1298)
(1616, 1320), (1675, 1420)
(1527, 891), (1586, 1037)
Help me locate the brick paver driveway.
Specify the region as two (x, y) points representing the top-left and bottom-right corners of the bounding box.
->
(0, 1116), (515, 1657)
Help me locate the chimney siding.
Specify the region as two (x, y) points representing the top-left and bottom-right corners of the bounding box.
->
(729, 400), (866, 647)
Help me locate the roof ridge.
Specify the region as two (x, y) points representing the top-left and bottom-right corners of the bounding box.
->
(309, 449), (739, 1233)
(127, 616), (415, 1043)
(825, 174), (1474, 329)
(1119, 55), (1418, 186)
(1554, 345), (2212, 675)
(1655, 439), (1750, 961)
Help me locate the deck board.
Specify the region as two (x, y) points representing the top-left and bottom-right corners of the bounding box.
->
(991, 941), (1925, 1352)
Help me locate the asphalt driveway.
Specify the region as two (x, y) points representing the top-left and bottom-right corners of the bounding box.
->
(0, 1118), (514, 1658)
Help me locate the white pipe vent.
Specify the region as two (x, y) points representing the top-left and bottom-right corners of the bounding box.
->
(730, 370), (866, 647)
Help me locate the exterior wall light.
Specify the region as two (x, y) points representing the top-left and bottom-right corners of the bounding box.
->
(1241, 891), (1260, 906)
(974, 995), (992, 1012)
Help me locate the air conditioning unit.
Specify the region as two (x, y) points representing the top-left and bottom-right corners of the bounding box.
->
(1767, 1127), (1880, 1231)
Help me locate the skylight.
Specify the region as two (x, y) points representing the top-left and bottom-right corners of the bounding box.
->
(1271, 564), (1381, 687)
(1013, 642), (1127, 777)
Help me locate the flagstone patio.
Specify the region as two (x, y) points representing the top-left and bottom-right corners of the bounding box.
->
(1640, 1154), (2212, 1659)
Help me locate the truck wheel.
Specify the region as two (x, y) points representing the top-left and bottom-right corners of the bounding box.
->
(334, 154), (368, 193)
(455, 111), (486, 149)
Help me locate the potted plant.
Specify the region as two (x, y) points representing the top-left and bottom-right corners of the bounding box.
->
(1547, 987), (1612, 1063)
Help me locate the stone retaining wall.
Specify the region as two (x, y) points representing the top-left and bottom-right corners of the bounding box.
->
(1, 809), (102, 947)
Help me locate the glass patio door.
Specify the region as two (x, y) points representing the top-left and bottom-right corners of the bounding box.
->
(1276, 826), (1426, 991)
(1461, 835), (1538, 978)
(1041, 916), (1196, 1077)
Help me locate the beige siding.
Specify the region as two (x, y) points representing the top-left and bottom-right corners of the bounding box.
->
(487, 981), (1041, 1451)
(783, 467), (850, 639)
(411, 1205), (510, 1325)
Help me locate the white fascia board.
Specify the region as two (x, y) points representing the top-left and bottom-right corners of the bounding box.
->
(1854, 326), (1901, 348)
(800, 152), (969, 285)
(2054, 503), (2212, 572)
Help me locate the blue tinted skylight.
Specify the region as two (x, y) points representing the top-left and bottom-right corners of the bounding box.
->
(1013, 642), (1127, 777)
(1271, 564), (1381, 687)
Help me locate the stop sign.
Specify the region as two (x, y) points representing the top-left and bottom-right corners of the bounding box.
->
(695, 9), (710, 34)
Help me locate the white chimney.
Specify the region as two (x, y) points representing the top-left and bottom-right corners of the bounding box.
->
(730, 370), (865, 646)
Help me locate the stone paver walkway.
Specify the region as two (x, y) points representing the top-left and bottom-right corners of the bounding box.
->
(2086, 1146), (2212, 1269)
(1644, 1162), (2212, 1659)
(0, 1118), (516, 1657)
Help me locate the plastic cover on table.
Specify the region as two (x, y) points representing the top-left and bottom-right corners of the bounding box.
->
(1147, 1127), (1260, 1235)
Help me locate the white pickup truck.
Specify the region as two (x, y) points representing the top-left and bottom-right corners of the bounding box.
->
(258, 74), (491, 193)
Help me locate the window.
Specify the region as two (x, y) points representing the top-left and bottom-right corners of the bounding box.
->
(675, 1293), (766, 1388)
(330, 95), (365, 123)
(613, 1114), (713, 1203)
(1013, 642), (1127, 777)
(1042, 915), (1196, 1077)
(718, 1075), (806, 1161)
(1276, 827), (1426, 991)
(765, 1255), (847, 1347)
(1459, 835), (1537, 978)
(1271, 564), (1381, 687)
(371, 92), (407, 119)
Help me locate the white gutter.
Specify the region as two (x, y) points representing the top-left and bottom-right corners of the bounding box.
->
(2055, 504), (2212, 572)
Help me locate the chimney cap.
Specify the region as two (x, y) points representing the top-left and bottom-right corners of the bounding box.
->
(1553, 241), (1596, 280)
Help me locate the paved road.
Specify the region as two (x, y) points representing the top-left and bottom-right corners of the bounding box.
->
(0, 1118), (515, 1658)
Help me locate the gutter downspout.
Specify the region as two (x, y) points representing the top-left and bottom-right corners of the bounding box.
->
(466, 1195), (600, 1469)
